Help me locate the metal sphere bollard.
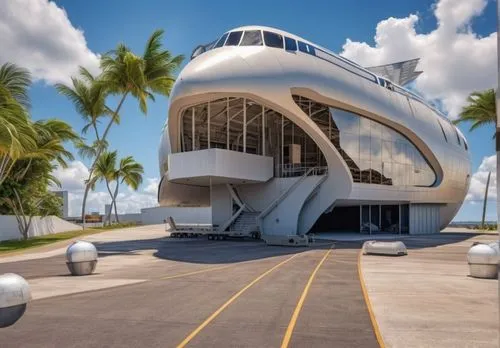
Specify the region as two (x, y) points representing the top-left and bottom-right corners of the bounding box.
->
(467, 242), (499, 279)
(0, 273), (31, 328)
(66, 240), (98, 276)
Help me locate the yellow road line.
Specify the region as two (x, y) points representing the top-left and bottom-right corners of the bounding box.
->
(176, 253), (300, 348)
(159, 265), (231, 280)
(357, 250), (386, 348)
(280, 247), (333, 348)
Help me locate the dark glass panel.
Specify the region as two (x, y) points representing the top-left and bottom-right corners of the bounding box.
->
(225, 31), (243, 46)
(263, 31), (283, 48)
(284, 37), (297, 51)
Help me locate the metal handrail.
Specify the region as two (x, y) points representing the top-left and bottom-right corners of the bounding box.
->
(259, 166), (327, 221)
(217, 204), (246, 233)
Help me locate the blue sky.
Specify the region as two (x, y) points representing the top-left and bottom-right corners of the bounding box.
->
(4, 0), (497, 220)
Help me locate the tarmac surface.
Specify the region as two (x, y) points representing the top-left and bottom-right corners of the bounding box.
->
(0, 226), (496, 347)
(0, 227), (378, 348)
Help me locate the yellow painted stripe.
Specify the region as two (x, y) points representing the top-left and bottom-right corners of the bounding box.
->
(357, 250), (386, 348)
(176, 253), (299, 348)
(280, 247), (333, 348)
(159, 265), (231, 280)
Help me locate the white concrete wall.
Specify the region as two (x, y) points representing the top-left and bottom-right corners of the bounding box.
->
(0, 215), (82, 241)
(140, 206), (212, 225)
(168, 149), (273, 184)
(210, 185), (232, 226)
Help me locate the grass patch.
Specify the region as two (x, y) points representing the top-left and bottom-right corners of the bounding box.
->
(0, 221), (138, 254)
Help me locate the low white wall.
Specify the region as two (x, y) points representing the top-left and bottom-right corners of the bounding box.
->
(0, 215), (82, 242)
(141, 206), (212, 225)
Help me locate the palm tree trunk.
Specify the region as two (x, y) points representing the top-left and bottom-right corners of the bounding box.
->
(105, 179), (115, 226)
(81, 92), (128, 228)
(481, 171), (491, 229)
(112, 180), (120, 223)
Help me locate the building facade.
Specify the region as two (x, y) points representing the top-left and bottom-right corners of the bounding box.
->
(158, 26), (471, 236)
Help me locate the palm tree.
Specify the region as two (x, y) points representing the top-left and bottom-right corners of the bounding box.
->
(55, 67), (111, 142)
(91, 151), (118, 226)
(0, 63), (36, 185)
(63, 29), (183, 227)
(453, 89), (496, 135)
(111, 156), (143, 222)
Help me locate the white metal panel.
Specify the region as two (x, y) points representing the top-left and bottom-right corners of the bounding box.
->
(410, 204), (440, 234)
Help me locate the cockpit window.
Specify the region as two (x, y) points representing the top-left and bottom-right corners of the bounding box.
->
(240, 30), (263, 46)
(225, 31), (243, 46)
(285, 37), (297, 51)
(298, 41), (315, 55)
(263, 31), (283, 48)
(214, 33), (229, 48)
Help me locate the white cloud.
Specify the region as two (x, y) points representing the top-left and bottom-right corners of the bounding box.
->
(0, 0), (100, 85)
(144, 177), (160, 195)
(340, 0), (497, 118)
(52, 161), (158, 216)
(466, 154), (497, 202)
(51, 160), (89, 191)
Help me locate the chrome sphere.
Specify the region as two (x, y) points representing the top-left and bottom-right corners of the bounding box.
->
(0, 273), (31, 328)
(467, 243), (499, 279)
(66, 240), (98, 276)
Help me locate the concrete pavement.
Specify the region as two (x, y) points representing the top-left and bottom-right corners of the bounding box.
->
(361, 232), (499, 348)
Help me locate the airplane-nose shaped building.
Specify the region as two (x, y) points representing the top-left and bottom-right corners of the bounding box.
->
(158, 26), (471, 237)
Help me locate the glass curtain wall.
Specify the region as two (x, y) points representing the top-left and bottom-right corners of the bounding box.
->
(293, 95), (436, 187)
(180, 97), (326, 177)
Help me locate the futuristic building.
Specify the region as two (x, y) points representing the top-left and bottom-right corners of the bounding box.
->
(158, 26), (471, 236)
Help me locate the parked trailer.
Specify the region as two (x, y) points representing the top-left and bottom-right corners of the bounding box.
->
(165, 217), (259, 240)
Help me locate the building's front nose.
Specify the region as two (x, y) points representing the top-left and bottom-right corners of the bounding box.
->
(170, 49), (253, 103)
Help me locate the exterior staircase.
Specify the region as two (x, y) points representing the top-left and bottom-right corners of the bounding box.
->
(230, 211), (260, 236)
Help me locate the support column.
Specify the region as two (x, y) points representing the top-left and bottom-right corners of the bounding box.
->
(191, 107), (195, 151)
(262, 105), (265, 156)
(369, 205), (372, 235)
(226, 98), (230, 150)
(281, 114), (284, 176)
(207, 101), (211, 149)
(399, 204), (402, 235)
(243, 98), (247, 153)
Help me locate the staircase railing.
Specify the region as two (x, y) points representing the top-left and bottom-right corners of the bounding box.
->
(217, 204), (246, 233)
(258, 166), (327, 222)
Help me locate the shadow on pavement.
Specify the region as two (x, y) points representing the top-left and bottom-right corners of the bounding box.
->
(93, 237), (334, 264)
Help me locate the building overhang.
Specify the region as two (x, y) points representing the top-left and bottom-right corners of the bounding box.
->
(167, 148), (273, 186)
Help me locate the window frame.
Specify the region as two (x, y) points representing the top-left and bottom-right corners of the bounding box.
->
(240, 30), (263, 46)
(225, 31), (243, 46)
(284, 36), (297, 51)
(263, 31), (284, 48)
(214, 33), (229, 48)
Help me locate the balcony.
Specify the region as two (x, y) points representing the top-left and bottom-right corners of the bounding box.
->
(167, 148), (273, 186)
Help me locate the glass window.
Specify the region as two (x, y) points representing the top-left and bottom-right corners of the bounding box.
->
(214, 33), (229, 48)
(285, 37), (297, 51)
(298, 41), (308, 53)
(225, 31), (243, 46)
(293, 95), (436, 187)
(263, 31), (283, 48)
(240, 30), (263, 46)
